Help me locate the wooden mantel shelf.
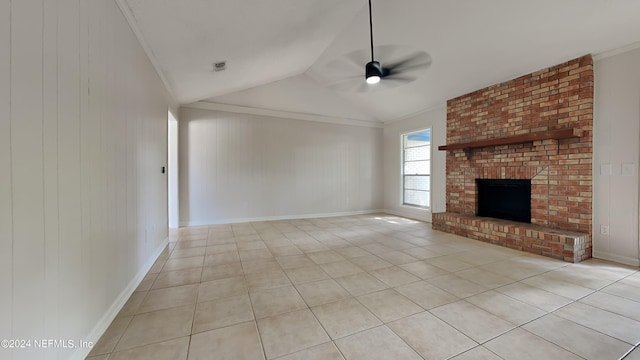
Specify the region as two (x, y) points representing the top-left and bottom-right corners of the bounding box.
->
(438, 128), (583, 151)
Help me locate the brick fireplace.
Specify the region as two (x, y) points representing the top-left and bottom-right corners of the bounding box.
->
(432, 55), (593, 262)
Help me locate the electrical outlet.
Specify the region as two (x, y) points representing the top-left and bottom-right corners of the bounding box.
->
(600, 225), (610, 235)
(622, 163), (635, 176)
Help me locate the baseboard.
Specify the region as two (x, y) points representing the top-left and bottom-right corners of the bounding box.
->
(179, 209), (387, 227)
(593, 250), (640, 267)
(383, 208), (432, 223)
(70, 236), (170, 360)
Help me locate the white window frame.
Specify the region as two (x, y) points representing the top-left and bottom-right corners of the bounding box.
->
(401, 128), (431, 209)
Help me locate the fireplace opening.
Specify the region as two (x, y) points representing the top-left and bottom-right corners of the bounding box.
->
(476, 179), (531, 223)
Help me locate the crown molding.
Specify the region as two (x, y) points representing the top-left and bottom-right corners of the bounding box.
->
(183, 101), (384, 128)
(114, 0), (178, 108)
(593, 40), (640, 61)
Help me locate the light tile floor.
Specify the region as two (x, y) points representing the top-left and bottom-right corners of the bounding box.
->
(87, 214), (640, 360)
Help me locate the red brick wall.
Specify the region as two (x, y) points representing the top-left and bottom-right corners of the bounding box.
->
(444, 55), (593, 233)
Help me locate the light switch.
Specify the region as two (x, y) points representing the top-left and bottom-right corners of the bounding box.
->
(600, 164), (611, 176)
(622, 163), (635, 176)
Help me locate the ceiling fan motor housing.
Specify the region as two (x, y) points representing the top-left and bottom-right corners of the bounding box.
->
(365, 60), (383, 79)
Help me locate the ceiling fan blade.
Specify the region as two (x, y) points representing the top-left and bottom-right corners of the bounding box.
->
(373, 44), (401, 62)
(380, 78), (415, 87)
(354, 81), (371, 93)
(321, 49), (368, 83)
(383, 74), (418, 83)
(325, 57), (362, 77)
(384, 51), (432, 74)
(344, 49), (369, 68)
(329, 69), (420, 93)
(340, 45), (401, 71)
(387, 61), (431, 75)
(319, 45), (432, 93)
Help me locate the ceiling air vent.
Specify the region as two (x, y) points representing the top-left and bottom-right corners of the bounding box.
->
(213, 61), (226, 72)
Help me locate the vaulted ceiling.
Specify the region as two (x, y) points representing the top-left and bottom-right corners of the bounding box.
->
(121, 0), (640, 123)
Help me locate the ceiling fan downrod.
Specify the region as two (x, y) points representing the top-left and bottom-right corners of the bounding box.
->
(365, 0), (382, 84)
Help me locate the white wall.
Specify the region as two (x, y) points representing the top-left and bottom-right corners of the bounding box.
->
(0, 1), (172, 359)
(383, 106), (447, 222)
(593, 47), (640, 266)
(178, 106), (384, 225)
(168, 111), (180, 228)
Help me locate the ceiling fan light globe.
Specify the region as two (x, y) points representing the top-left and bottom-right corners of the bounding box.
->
(366, 75), (381, 85)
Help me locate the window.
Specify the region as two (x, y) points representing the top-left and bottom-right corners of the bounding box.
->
(402, 129), (431, 208)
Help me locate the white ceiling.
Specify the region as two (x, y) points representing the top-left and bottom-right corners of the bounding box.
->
(122, 0), (640, 123)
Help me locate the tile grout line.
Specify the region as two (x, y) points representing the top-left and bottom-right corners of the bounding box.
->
(244, 222), (273, 360)
(279, 228), (362, 359)
(469, 281), (631, 359)
(619, 340), (640, 360)
(90, 215), (640, 359)
(182, 226), (212, 360)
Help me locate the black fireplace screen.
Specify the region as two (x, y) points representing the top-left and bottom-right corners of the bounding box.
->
(476, 179), (531, 223)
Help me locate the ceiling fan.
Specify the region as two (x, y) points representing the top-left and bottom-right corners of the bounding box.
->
(365, 0), (385, 85)
(320, 0), (431, 93)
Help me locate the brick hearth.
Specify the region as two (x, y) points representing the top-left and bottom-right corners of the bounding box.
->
(433, 213), (591, 262)
(433, 55), (593, 262)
